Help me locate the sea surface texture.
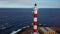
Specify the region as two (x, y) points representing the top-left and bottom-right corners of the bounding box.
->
(0, 8), (60, 34)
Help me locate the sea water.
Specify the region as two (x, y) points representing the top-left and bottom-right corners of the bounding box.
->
(0, 8), (60, 34)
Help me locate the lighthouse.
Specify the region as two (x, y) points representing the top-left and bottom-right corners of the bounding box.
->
(33, 3), (38, 34)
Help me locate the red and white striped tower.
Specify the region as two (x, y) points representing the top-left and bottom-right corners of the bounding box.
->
(33, 3), (38, 34)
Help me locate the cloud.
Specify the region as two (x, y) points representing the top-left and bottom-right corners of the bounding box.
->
(0, 0), (60, 8)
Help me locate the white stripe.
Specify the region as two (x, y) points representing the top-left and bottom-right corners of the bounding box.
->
(34, 32), (37, 34)
(34, 10), (37, 14)
(34, 6), (38, 14)
(34, 25), (37, 29)
(34, 18), (37, 22)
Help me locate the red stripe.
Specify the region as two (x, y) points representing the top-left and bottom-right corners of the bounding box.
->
(34, 22), (37, 25)
(33, 29), (37, 32)
(34, 14), (37, 17)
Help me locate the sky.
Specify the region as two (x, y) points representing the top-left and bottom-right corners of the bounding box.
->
(0, 0), (60, 8)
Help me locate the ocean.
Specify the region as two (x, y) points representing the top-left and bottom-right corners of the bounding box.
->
(0, 8), (60, 34)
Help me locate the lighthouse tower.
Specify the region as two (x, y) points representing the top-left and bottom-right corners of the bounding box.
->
(33, 3), (38, 34)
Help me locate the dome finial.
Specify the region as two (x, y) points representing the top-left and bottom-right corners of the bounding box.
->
(35, 3), (37, 6)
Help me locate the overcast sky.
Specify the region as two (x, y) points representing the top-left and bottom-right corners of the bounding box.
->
(0, 0), (60, 8)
